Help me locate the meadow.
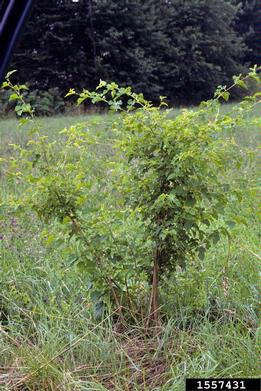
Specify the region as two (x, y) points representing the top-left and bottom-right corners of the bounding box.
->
(0, 100), (260, 390)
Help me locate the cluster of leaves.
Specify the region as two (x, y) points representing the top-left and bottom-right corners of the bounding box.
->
(0, 85), (65, 117)
(2, 68), (261, 321)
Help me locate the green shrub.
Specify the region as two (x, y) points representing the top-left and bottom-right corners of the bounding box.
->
(0, 88), (16, 116)
(1, 68), (260, 324)
(0, 84), (65, 117)
(24, 88), (65, 116)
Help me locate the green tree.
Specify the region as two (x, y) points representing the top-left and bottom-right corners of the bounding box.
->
(160, 0), (246, 103)
(11, 0), (246, 104)
(11, 0), (93, 92)
(77, 0), (247, 103)
(232, 0), (261, 65)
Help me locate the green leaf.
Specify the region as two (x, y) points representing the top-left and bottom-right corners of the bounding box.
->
(19, 118), (30, 126)
(9, 93), (19, 102)
(233, 75), (247, 89)
(65, 88), (76, 97)
(237, 80), (247, 89)
(96, 80), (107, 90)
(222, 91), (230, 101)
(6, 70), (17, 78)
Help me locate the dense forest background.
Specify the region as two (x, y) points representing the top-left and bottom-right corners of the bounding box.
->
(8, 0), (261, 107)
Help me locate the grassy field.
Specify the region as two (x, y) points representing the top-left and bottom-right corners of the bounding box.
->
(0, 105), (260, 390)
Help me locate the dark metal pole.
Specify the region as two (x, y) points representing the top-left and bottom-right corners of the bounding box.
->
(0, 0), (35, 84)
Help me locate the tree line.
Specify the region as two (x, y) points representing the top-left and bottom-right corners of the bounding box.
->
(10, 0), (261, 105)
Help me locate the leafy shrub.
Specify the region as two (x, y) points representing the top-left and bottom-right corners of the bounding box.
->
(0, 84), (65, 117)
(0, 88), (17, 116)
(2, 68), (260, 324)
(24, 88), (65, 116)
